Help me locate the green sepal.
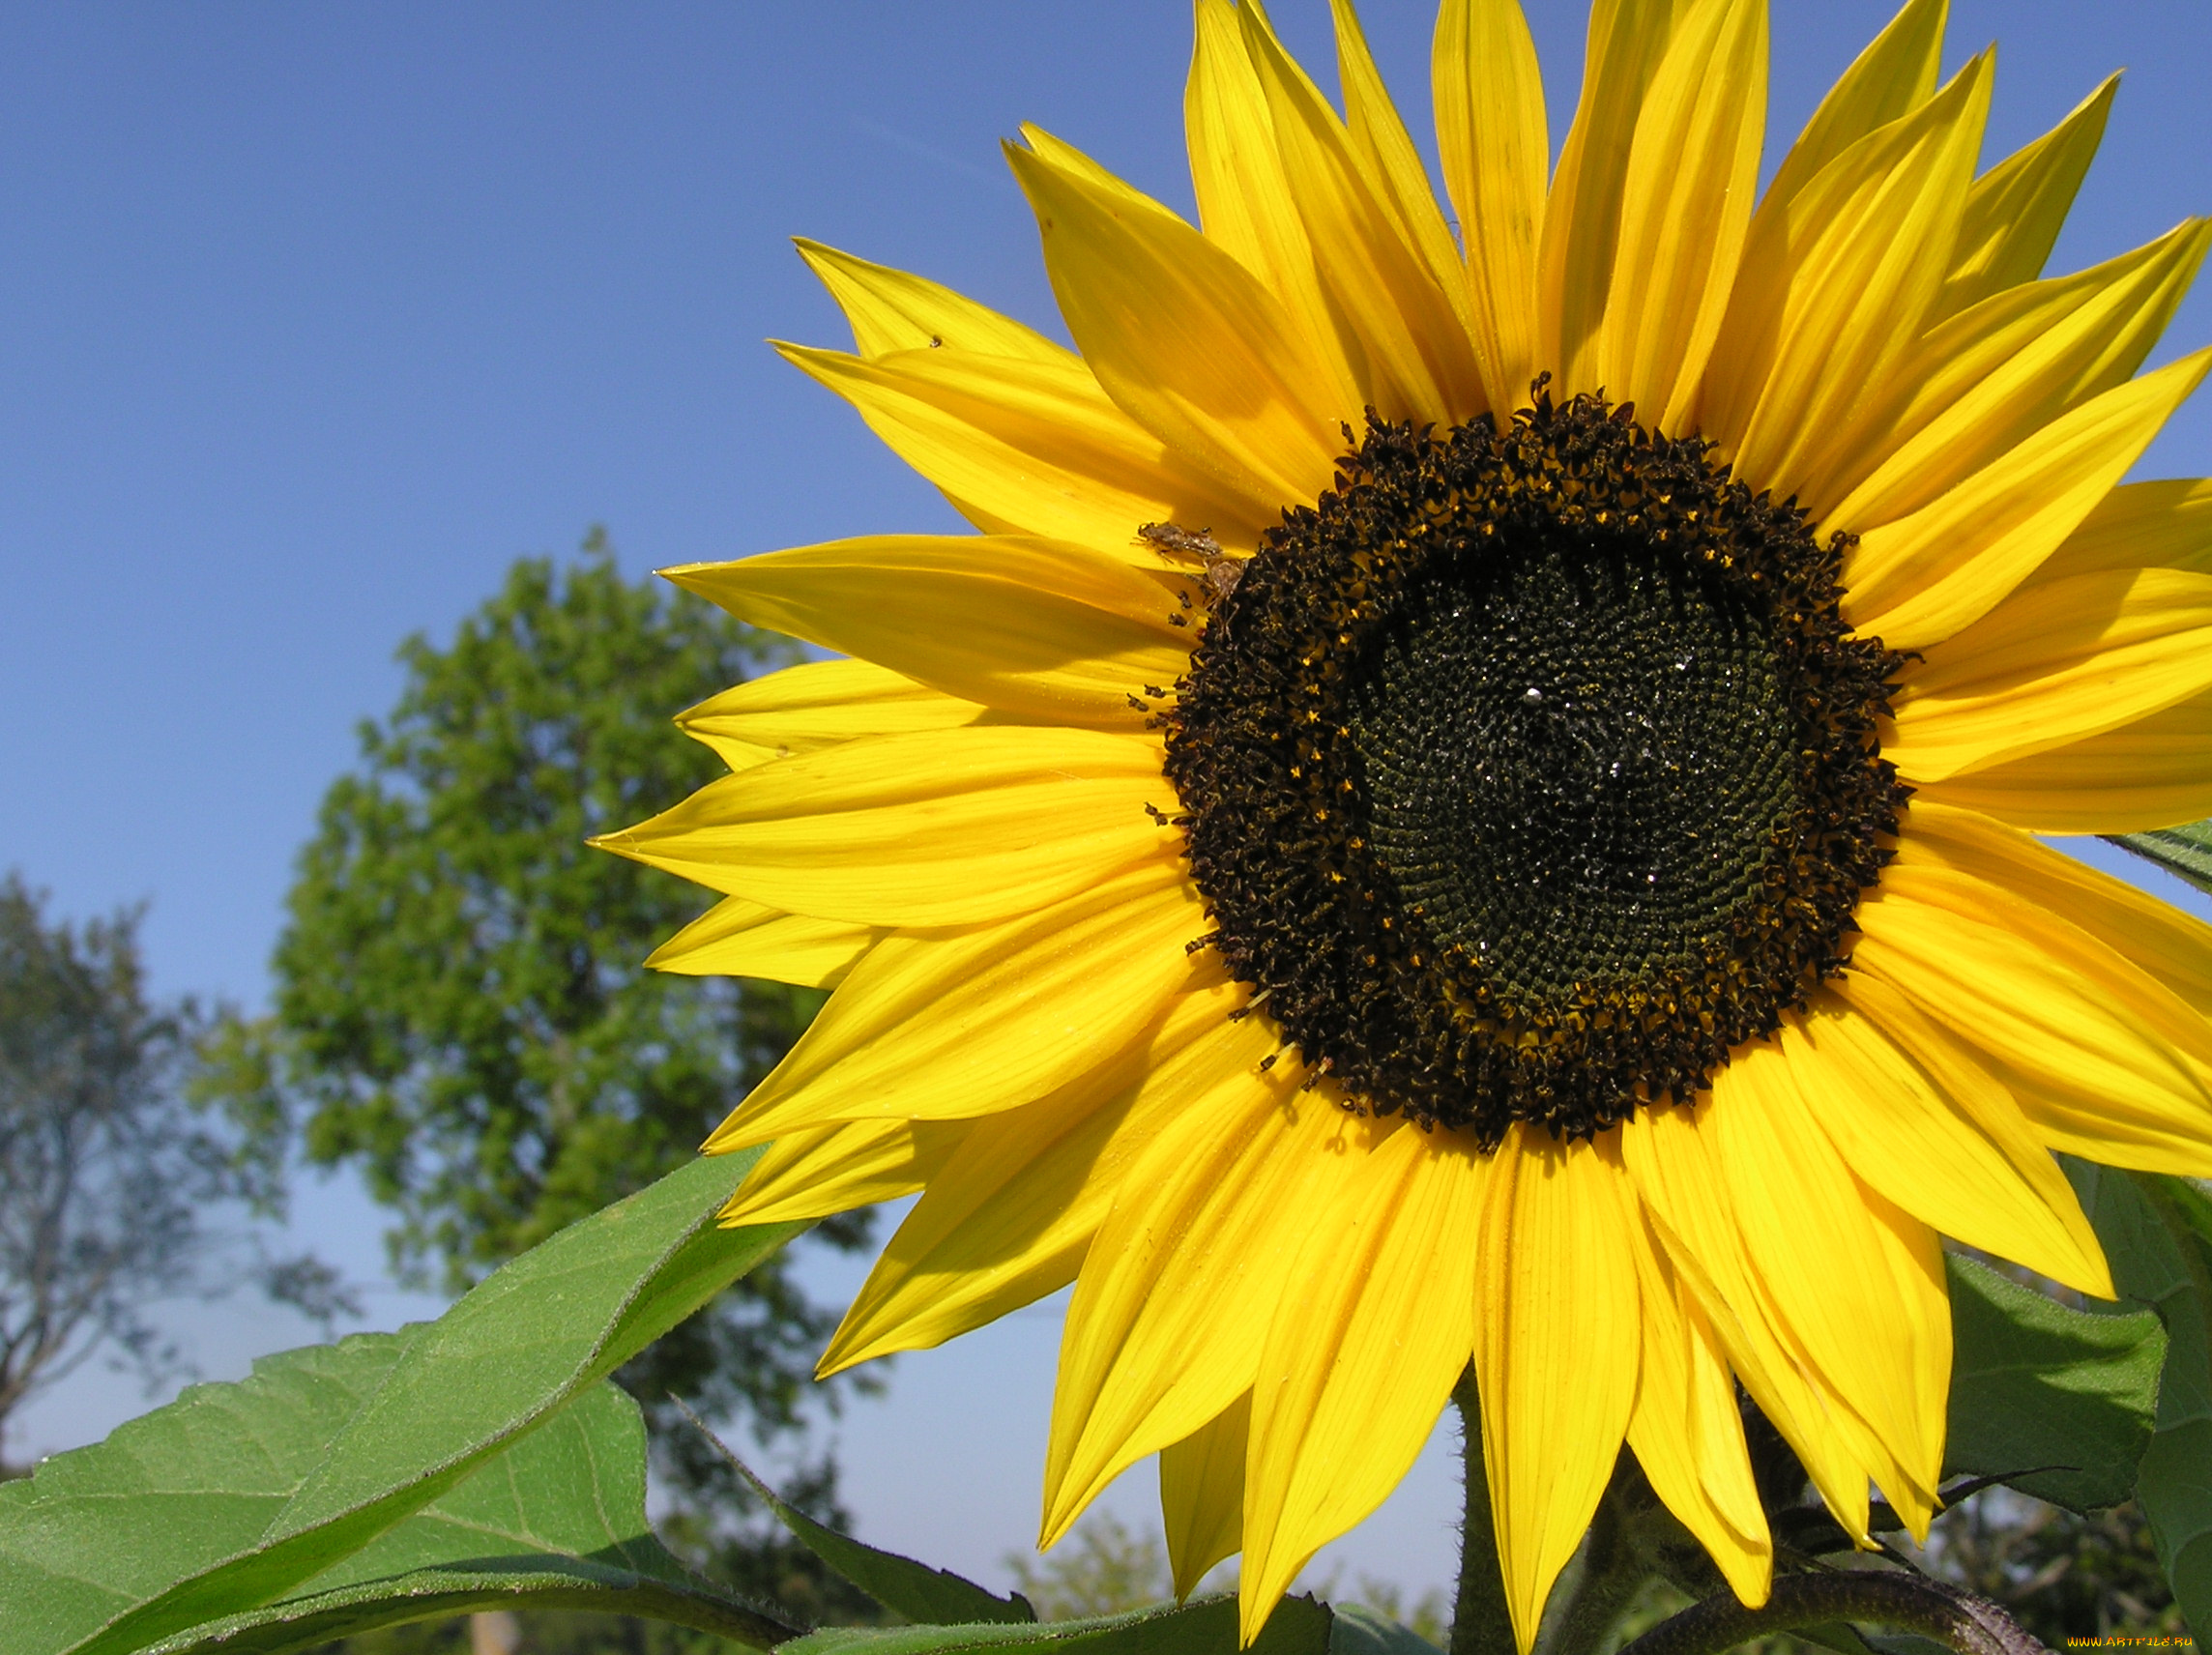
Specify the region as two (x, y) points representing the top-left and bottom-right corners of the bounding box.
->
(1941, 1251), (2164, 1511)
(0, 1147), (800, 1655)
(781, 1595), (1331, 1655)
(679, 1402), (1034, 1626)
(2109, 822), (2212, 899)
(128, 1383), (794, 1655)
(2067, 1162), (2212, 1646)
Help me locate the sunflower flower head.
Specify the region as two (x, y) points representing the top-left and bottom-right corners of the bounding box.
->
(596, 0), (2212, 1646)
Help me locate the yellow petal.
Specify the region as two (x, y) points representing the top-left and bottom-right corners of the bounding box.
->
(1864, 858), (2212, 1077)
(820, 965), (1247, 1374)
(1815, 219), (2211, 532)
(647, 895), (878, 990)
(1711, 1035), (1948, 1530)
(1623, 1216), (1770, 1609)
(1921, 689), (2212, 834)
(1238, 2), (1485, 425)
(778, 340), (1280, 553)
(1885, 566), (2212, 780)
(820, 1092), (1101, 1374)
(1794, 979), (2111, 1296)
(794, 238), (1064, 362)
(1540, 0), (1688, 396)
(1474, 1128), (1641, 1654)
(1757, 0), (1944, 222)
(1183, 0), (1362, 406)
(1593, 0), (1767, 432)
(1042, 1062), (1390, 1549)
(1848, 918), (2212, 1180)
(1850, 870), (2212, 1173)
(1005, 134), (1344, 507)
(1855, 1197), (1950, 1541)
(666, 537), (1192, 728)
(1432, 0), (1548, 417)
(1621, 1099), (1878, 1538)
(1902, 799), (2212, 1024)
(1020, 123), (1168, 211)
(595, 724), (1178, 928)
(2002, 1079), (2212, 1180)
(676, 657), (986, 773)
(1845, 347), (2212, 650)
(1240, 1122), (1486, 1642)
(1876, 809), (2212, 1159)
(2027, 477), (2212, 587)
(720, 1118), (969, 1226)
(1330, 0), (1480, 374)
(1701, 53), (1990, 501)
(708, 862), (1208, 1149)
(1935, 74), (2119, 322)
(1161, 1391), (1249, 1601)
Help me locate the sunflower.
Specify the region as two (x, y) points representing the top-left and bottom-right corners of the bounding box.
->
(596, 0), (2212, 1645)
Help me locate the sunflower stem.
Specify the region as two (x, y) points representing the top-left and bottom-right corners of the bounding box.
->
(1533, 1454), (1710, 1655)
(1539, 1481), (1645, 1655)
(1449, 1371), (1515, 1655)
(1612, 1570), (2049, 1655)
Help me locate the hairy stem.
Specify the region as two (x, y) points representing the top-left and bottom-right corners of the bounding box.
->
(1540, 1480), (1645, 1655)
(1450, 1371), (1516, 1655)
(1615, 1571), (2048, 1655)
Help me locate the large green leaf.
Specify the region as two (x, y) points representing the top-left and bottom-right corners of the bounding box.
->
(137, 1381), (794, 1655)
(782, 1595), (1331, 1655)
(2110, 822), (2212, 900)
(0, 1332), (411, 1650)
(1324, 1605), (1438, 1655)
(0, 1148), (800, 1655)
(2067, 1162), (2212, 1645)
(1941, 1252), (2164, 1511)
(681, 1406), (1033, 1627)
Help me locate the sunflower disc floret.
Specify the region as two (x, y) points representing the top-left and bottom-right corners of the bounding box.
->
(1165, 391), (1911, 1142)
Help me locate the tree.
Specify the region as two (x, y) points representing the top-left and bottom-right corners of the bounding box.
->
(1923, 1492), (2185, 1644)
(225, 534), (877, 1610)
(1004, 1513), (1174, 1623)
(0, 874), (341, 1472)
(1002, 1511), (1447, 1640)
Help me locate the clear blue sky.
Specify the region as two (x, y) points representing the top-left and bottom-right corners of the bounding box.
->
(4, 0), (2211, 1604)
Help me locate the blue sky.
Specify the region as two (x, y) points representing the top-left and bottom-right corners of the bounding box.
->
(5, 0), (2212, 1606)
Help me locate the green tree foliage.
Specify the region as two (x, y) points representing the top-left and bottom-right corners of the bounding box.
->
(1924, 1493), (2184, 1644)
(227, 535), (876, 1611)
(1004, 1514), (1174, 1623)
(1003, 1511), (1446, 1644)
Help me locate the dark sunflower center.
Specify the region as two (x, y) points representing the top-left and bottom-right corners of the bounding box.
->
(1160, 392), (1908, 1145)
(1351, 537), (1797, 1002)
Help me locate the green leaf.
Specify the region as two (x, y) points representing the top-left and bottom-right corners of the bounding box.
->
(135, 1382), (795, 1655)
(2109, 821), (2212, 901)
(2067, 1162), (2212, 1645)
(1324, 1604), (1439, 1655)
(0, 1148), (801, 1655)
(1792, 1626), (1951, 1655)
(679, 1403), (1033, 1626)
(1941, 1251), (2164, 1511)
(1856, 1635), (1955, 1655)
(781, 1595), (1331, 1655)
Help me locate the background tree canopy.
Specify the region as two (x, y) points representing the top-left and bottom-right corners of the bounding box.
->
(0, 875), (343, 1475)
(218, 535), (877, 1617)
